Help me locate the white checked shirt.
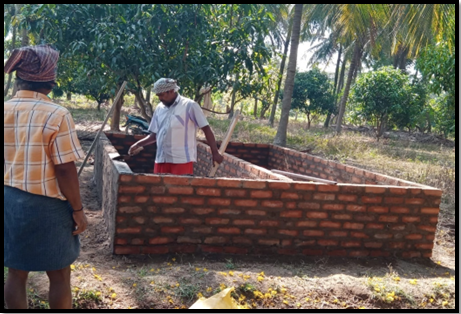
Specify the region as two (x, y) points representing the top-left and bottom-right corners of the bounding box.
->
(149, 94), (208, 163)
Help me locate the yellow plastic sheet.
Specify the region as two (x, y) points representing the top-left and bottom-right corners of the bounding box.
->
(189, 287), (240, 310)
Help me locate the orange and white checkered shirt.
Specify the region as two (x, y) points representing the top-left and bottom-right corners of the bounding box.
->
(4, 91), (84, 200)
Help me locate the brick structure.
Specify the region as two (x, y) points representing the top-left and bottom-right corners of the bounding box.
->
(94, 132), (442, 258)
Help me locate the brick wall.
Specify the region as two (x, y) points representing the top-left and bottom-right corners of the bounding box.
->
(95, 133), (442, 258)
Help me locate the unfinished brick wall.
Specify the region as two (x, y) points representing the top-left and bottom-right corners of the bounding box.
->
(95, 132), (442, 259)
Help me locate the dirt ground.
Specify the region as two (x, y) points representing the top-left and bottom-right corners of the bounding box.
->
(21, 123), (456, 310)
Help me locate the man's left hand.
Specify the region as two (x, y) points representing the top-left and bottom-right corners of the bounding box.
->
(212, 151), (224, 165)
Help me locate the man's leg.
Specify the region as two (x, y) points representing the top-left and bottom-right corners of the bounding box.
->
(46, 266), (72, 309)
(4, 267), (29, 309)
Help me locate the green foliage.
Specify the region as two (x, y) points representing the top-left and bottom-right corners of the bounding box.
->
(349, 66), (418, 139)
(290, 68), (335, 117)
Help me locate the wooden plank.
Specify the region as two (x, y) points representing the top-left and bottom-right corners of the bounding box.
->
(271, 169), (337, 185)
(208, 110), (240, 177)
(78, 81), (128, 177)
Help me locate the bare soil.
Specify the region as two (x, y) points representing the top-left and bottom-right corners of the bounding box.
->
(18, 121), (457, 310)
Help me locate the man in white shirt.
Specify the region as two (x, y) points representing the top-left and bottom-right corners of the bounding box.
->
(129, 78), (223, 175)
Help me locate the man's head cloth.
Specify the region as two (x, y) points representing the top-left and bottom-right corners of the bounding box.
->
(153, 78), (180, 94)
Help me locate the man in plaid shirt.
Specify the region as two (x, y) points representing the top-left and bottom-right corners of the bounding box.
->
(4, 44), (87, 309)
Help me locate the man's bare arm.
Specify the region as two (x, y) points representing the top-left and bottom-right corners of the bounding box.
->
(201, 125), (224, 164)
(129, 133), (157, 155)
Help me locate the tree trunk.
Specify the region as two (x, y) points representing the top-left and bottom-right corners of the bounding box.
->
(4, 25), (17, 97)
(273, 4), (303, 147)
(324, 113), (331, 128)
(146, 87), (152, 104)
(66, 92), (72, 101)
(228, 88), (237, 120)
(269, 15), (293, 127)
(305, 113), (311, 130)
(337, 54), (347, 96)
(133, 91), (153, 122)
(333, 44), (342, 95)
(254, 98), (258, 118)
(335, 41), (363, 134)
(110, 86), (125, 131)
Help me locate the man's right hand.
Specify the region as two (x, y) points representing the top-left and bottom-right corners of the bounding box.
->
(72, 210), (88, 235)
(128, 144), (140, 156)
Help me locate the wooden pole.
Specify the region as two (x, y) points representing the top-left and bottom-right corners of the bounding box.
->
(208, 110), (240, 177)
(78, 81), (128, 177)
(271, 169), (337, 185)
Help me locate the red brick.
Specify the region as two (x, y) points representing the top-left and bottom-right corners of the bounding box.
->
(278, 230), (299, 237)
(349, 250), (370, 257)
(217, 179), (242, 188)
(195, 188), (220, 196)
(192, 227), (213, 234)
(206, 218), (229, 225)
(232, 237), (252, 245)
(130, 238), (144, 245)
(114, 246), (141, 255)
(281, 192), (299, 199)
(420, 207), (440, 215)
(388, 242), (405, 249)
(234, 199), (258, 207)
(179, 218), (202, 224)
(133, 217), (146, 224)
(115, 238), (128, 245)
(224, 247), (249, 254)
(384, 197), (404, 204)
(423, 189), (443, 196)
(314, 193), (336, 201)
(119, 206), (142, 214)
(217, 227), (241, 234)
(332, 214), (352, 220)
(365, 186), (386, 194)
(258, 239), (280, 246)
(161, 226), (184, 234)
(162, 207), (185, 214)
(246, 210), (266, 216)
(391, 225), (406, 231)
(136, 175), (161, 184)
(208, 199), (231, 206)
(318, 240), (339, 246)
(117, 227), (142, 234)
(251, 190), (273, 198)
(378, 215), (399, 223)
(401, 251), (421, 258)
(362, 196), (383, 203)
(341, 186), (365, 193)
(134, 196), (149, 203)
(429, 217), (438, 224)
(262, 200), (284, 208)
(341, 241), (361, 247)
(374, 233), (393, 239)
(338, 195), (358, 202)
(189, 208), (213, 215)
(298, 202), (321, 210)
(318, 185), (340, 192)
(323, 204), (345, 211)
(152, 196), (178, 204)
(306, 212), (328, 219)
(390, 206), (410, 214)
(351, 232), (370, 238)
(294, 184), (317, 191)
(259, 220), (279, 227)
(353, 215), (374, 222)
(414, 243), (434, 250)
(302, 249), (323, 256)
(404, 234), (422, 240)
(201, 246), (224, 253)
(150, 186), (166, 194)
(169, 186), (194, 195)
(346, 205), (367, 212)
(277, 248), (297, 255)
(149, 237), (173, 245)
(190, 178), (216, 187)
(152, 216), (173, 224)
(368, 206), (389, 213)
(163, 176), (191, 185)
(364, 242), (383, 248)
(344, 222), (364, 230)
(120, 175), (133, 182)
(119, 185), (146, 194)
(204, 236), (228, 244)
(303, 230), (324, 237)
(329, 231), (348, 237)
(242, 181), (267, 189)
(182, 197), (205, 205)
(118, 195), (131, 203)
(268, 182), (291, 190)
(219, 209), (241, 215)
(233, 219), (255, 226)
(320, 221), (342, 228)
(245, 229), (267, 235)
(297, 221), (318, 228)
(402, 216), (420, 223)
(410, 188), (422, 195)
(418, 225), (436, 233)
(405, 198), (425, 205)
(426, 235), (435, 241)
(389, 188), (408, 195)
(280, 210), (302, 218)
